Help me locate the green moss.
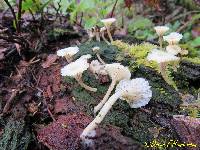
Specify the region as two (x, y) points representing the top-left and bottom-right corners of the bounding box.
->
(0, 119), (32, 150)
(182, 57), (200, 65)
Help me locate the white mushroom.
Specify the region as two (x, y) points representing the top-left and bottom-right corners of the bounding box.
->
(163, 32), (183, 45)
(92, 46), (106, 64)
(147, 49), (180, 90)
(100, 27), (110, 45)
(154, 26), (169, 50)
(101, 18), (116, 43)
(89, 60), (107, 76)
(57, 46), (79, 63)
(81, 78), (152, 140)
(94, 63), (131, 114)
(166, 45), (182, 55)
(61, 58), (97, 92)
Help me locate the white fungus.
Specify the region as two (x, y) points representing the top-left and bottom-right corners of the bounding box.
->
(81, 78), (152, 140)
(94, 63), (131, 114)
(163, 32), (183, 45)
(166, 45), (182, 55)
(92, 47), (106, 64)
(154, 26), (169, 36)
(57, 46), (79, 62)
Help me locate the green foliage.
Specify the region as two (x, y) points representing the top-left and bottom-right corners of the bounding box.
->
(0, 119), (32, 150)
(189, 37), (200, 48)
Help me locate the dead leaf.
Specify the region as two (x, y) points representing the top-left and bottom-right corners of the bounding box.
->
(42, 54), (58, 68)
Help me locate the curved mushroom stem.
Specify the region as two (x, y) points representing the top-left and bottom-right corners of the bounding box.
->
(101, 32), (110, 45)
(159, 36), (163, 50)
(75, 74), (97, 92)
(159, 62), (178, 91)
(96, 53), (106, 65)
(94, 80), (116, 114)
(105, 26), (113, 43)
(81, 91), (122, 140)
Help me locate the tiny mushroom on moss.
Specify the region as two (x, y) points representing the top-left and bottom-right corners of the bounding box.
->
(61, 56), (97, 92)
(57, 46), (79, 63)
(81, 78), (152, 140)
(94, 63), (131, 114)
(163, 32), (183, 45)
(147, 49), (180, 89)
(89, 60), (107, 76)
(101, 18), (116, 43)
(154, 26), (169, 50)
(92, 46), (106, 64)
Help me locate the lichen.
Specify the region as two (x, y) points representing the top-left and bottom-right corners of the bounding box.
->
(182, 57), (200, 65)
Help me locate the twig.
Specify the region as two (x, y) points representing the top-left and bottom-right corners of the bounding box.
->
(110, 0), (118, 18)
(2, 89), (19, 114)
(176, 20), (191, 32)
(17, 0), (22, 33)
(43, 98), (56, 121)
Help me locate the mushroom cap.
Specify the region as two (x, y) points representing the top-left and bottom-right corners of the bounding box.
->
(154, 26), (169, 36)
(77, 54), (92, 61)
(163, 32), (183, 44)
(89, 60), (107, 75)
(147, 49), (180, 63)
(104, 63), (131, 81)
(101, 18), (116, 27)
(61, 59), (89, 77)
(115, 78), (152, 108)
(57, 46), (79, 57)
(166, 45), (182, 55)
(92, 47), (100, 53)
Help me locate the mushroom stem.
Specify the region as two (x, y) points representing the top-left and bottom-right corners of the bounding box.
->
(81, 91), (122, 139)
(94, 80), (116, 114)
(102, 32), (110, 45)
(96, 33), (100, 42)
(75, 75), (97, 92)
(96, 53), (106, 65)
(159, 36), (163, 50)
(64, 55), (73, 63)
(159, 62), (178, 91)
(106, 27), (113, 42)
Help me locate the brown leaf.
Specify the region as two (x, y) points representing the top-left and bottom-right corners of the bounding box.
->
(42, 54), (58, 68)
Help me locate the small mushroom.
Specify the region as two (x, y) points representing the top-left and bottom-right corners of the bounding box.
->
(100, 27), (110, 45)
(61, 57), (97, 92)
(92, 46), (106, 64)
(147, 49), (180, 90)
(154, 26), (169, 50)
(89, 60), (107, 76)
(166, 45), (182, 55)
(101, 18), (116, 43)
(57, 46), (79, 63)
(81, 78), (152, 140)
(163, 32), (183, 45)
(94, 63), (131, 114)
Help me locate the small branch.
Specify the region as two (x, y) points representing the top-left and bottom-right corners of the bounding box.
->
(2, 89), (19, 114)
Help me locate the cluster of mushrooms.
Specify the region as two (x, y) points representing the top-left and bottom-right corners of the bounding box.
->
(57, 19), (188, 145)
(147, 26), (188, 89)
(56, 18), (153, 147)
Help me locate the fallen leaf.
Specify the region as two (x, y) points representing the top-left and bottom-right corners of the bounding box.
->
(42, 54), (58, 68)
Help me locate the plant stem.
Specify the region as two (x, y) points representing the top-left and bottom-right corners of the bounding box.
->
(17, 0), (22, 33)
(96, 53), (106, 65)
(3, 0), (19, 33)
(110, 0), (118, 18)
(94, 80), (116, 114)
(75, 75), (97, 92)
(81, 92), (121, 139)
